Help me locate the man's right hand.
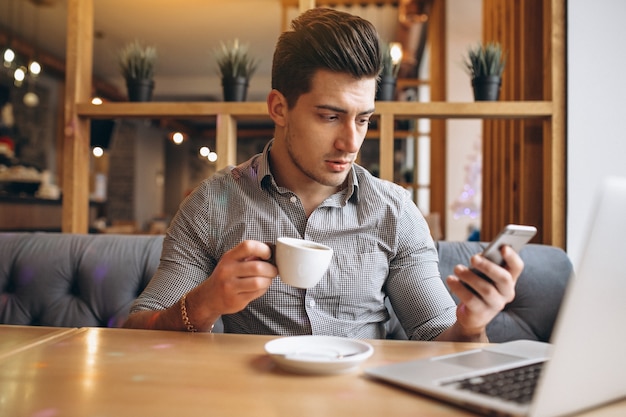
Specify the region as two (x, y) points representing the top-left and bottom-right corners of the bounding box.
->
(196, 240), (277, 317)
(123, 240), (277, 332)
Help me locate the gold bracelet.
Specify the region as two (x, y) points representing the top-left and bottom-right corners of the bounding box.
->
(180, 293), (198, 333)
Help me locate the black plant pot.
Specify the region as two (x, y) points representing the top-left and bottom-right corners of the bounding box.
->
(126, 79), (155, 102)
(376, 75), (397, 101)
(472, 75), (501, 101)
(222, 76), (249, 102)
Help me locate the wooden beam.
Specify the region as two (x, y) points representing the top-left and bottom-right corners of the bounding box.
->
(215, 114), (237, 170)
(298, 0), (316, 13)
(283, 0), (400, 7)
(428, 0), (447, 237)
(378, 112), (394, 181)
(62, 0), (93, 233)
(75, 101), (553, 119)
(282, 0), (401, 29)
(545, 0), (566, 248)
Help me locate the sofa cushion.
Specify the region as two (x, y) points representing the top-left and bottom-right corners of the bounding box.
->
(436, 241), (572, 342)
(0, 233), (164, 328)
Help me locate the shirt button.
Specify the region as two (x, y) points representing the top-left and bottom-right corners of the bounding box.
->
(309, 299), (316, 308)
(290, 196), (297, 203)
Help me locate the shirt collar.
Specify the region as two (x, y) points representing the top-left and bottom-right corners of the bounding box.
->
(257, 140), (276, 190)
(256, 139), (360, 204)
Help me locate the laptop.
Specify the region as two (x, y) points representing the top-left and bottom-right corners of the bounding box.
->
(365, 176), (626, 417)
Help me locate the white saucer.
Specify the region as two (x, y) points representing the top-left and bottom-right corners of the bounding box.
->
(264, 335), (374, 375)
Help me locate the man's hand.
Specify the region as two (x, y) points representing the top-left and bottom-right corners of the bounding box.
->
(123, 240), (277, 332)
(437, 245), (524, 342)
(194, 240), (278, 320)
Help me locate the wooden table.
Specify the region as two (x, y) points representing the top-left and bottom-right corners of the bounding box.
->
(0, 325), (77, 360)
(0, 326), (624, 416)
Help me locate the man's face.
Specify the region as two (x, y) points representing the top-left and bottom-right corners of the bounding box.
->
(279, 70), (377, 189)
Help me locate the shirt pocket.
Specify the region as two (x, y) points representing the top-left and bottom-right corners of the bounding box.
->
(329, 250), (389, 321)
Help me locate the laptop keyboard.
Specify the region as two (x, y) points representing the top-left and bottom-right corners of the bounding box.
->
(443, 362), (544, 405)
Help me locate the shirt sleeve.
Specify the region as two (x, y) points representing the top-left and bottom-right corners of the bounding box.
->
(385, 197), (457, 340)
(129, 181), (218, 313)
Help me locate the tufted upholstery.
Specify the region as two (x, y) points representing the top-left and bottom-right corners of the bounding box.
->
(0, 233), (572, 342)
(438, 241), (570, 342)
(0, 233), (164, 328)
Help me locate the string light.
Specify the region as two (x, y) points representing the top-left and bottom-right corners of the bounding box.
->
(3, 48), (15, 65)
(28, 60), (41, 75)
(13, 66), (26, 82)
(2, 0), (44, 89)
(172, 132), (184, 144)
(199, 146), (217, 162)
(23, 91), (39, 107)
(2, 0), (16, 68)
(92, 147), (104, 158)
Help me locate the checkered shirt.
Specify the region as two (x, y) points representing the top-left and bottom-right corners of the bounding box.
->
(131, 141), (456, 340)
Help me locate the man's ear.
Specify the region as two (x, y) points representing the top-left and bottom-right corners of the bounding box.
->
(267, 89), (287, 127)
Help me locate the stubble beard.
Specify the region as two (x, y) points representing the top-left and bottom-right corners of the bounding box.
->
(285, 129), (349, 189)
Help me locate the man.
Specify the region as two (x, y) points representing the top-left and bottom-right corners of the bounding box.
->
(124, 8), (523, 342)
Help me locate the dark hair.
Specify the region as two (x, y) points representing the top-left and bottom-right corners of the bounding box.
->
(271, 8), (382, 108)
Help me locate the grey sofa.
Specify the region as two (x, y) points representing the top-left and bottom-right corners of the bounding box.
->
(0, 232), (572, 342)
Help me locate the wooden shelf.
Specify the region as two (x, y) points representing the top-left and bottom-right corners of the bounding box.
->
(77, 101), (553, 120)
(77, 102), (269, 119)
(373, 101), (552, 119)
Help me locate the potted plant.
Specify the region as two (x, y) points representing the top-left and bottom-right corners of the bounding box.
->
(119, 40), (157, 102)
(377, 42), (403, 101)
(464, 41), (506, 101)
(213, 39), (259, 102)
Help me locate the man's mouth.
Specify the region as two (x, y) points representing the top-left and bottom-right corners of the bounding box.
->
(326, 159), (352, 172)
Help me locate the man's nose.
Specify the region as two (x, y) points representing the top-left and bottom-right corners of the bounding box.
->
(335, 121), (362, 154)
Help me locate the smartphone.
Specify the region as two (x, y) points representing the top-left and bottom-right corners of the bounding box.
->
(482, 224), (538, 265)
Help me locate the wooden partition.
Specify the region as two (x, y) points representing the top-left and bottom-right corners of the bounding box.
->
(63, 0), (565, 248)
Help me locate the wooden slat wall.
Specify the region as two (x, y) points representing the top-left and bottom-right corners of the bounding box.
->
(481, 0), (560, 245)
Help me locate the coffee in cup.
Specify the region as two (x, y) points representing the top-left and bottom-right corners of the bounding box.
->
(274, 237), (333, 289)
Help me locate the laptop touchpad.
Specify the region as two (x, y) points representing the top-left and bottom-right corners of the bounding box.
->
(437, 350), (525, 369)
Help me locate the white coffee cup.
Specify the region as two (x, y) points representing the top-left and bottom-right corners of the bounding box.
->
(275, 237), (333, 289)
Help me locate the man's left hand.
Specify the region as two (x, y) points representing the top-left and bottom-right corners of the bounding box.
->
(443, 245), (524, 341)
